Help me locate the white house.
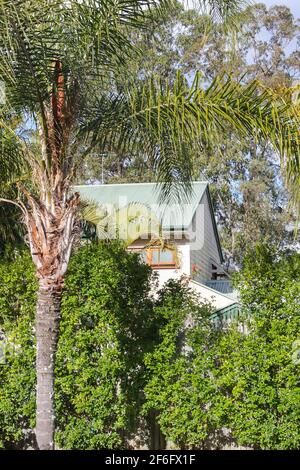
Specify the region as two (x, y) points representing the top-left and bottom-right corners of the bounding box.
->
(74, 181), (239, 316)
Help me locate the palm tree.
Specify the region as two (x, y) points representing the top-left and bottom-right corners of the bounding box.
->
(0, 0), (299, 449)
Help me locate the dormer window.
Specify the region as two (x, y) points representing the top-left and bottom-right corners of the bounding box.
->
(139, 247), (176, 269)
(149, 247), (176, 268)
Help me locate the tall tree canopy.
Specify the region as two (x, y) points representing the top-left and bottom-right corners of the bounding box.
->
(80, 1), (300, 265)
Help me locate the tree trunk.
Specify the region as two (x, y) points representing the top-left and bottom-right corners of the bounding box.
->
(36, 279), (62, 450)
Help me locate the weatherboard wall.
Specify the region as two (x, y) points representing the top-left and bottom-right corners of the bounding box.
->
(188, 191), (223, 284)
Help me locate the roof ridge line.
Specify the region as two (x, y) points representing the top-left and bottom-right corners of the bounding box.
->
(73, 181), (208, 188)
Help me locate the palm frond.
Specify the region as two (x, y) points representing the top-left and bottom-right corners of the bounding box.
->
(80, 199), (161, 246)
(1, 1), (299, 209)
(0, 0), (248, 115)
(81, 72), (300, 205)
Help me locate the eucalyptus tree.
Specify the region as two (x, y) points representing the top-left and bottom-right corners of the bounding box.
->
(0, 0), (299, 450)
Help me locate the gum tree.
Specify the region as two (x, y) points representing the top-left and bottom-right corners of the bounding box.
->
(0, 0), (299, 449)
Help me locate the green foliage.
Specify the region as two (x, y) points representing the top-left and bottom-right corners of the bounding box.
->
(143, 280), (219, 448)
(81, 201), (161, 246)
(0, 241), (158, 449)
(87, 2), (299, 263)
(81, 70), (300, 205)
(215, 246), (300, 449)
(0, 250), (37, 449)
(1, 243), (299, 450)
(0, 114), (28, 252)
(1, 1), (299, 211)
(143, 248), (300, 450)
(55, 241), (157, 449)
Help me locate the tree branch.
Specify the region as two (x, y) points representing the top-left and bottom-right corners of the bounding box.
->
(0, 197), (27, 215)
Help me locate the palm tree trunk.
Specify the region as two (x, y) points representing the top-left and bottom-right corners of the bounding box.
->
(36, 278), (62, 450)
(24, 190), (79, 450)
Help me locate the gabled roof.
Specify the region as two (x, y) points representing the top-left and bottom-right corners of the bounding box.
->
(74, 181), (207, 229)
(73, 181), (223, 260)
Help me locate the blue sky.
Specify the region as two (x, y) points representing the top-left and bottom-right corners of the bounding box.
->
(260, 0), (300, 17)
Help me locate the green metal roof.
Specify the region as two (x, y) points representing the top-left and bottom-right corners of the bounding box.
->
(73, 181), (208, 231)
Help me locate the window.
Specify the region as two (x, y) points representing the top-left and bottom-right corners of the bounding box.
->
(211, 263), (218, 280)
(147, 247), (176, 268)
(129, 246), (177, 269)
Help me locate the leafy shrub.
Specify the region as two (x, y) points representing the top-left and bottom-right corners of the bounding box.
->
(0, 242), (157, 449)
(55, 241), (157, 449)
(143, 248), (300, 450)
(0, 250), (36, 449)
(215, 246), (300, 450)
(143, 280), (218, 449)
(1, 243), (299, 450)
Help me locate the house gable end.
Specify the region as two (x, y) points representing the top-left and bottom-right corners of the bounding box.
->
(188, 187), (223, 283)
